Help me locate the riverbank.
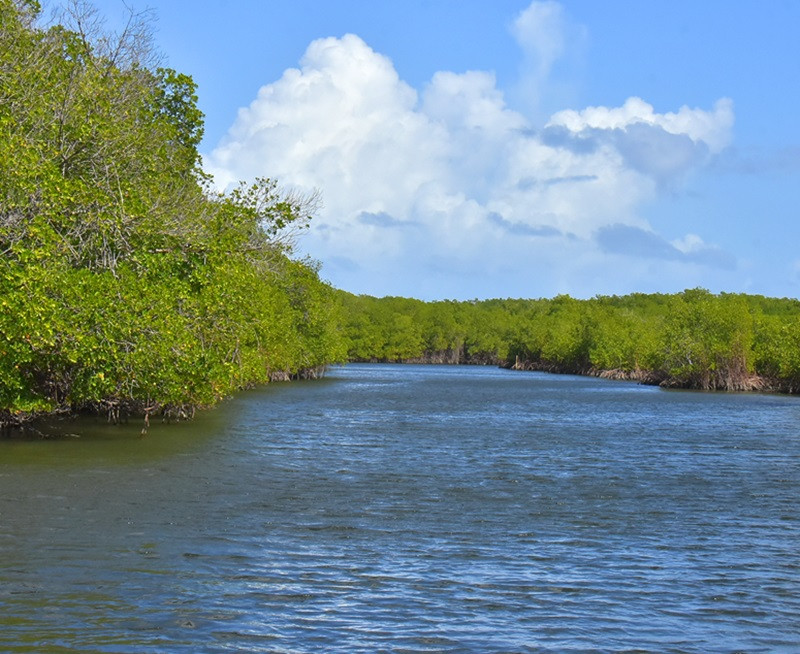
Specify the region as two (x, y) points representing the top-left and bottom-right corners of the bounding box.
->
(0, 365), (331, 435)
(503, 358), (794, 394)
(352, 355), (797, 396)
(337, 290), (800, 398)
(5, 356), (795, 436)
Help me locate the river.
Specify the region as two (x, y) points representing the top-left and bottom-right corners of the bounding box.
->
(0, 363), (798, 652)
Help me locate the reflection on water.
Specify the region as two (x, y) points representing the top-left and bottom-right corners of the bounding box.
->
(0, 364), (798, 652)
(1, 407), (225, 465)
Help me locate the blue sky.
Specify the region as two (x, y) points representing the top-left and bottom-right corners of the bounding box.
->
(85, 0), (800, 300)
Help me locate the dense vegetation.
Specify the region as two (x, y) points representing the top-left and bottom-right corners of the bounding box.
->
(338, 290), (800, 394)
(4, 2), (800, 432)
(0, 1), (346, 427)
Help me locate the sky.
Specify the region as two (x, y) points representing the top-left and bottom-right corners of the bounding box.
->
(79, 0), (800, 300)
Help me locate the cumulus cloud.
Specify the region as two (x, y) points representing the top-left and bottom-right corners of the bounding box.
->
(205, 1), (736, 299)
(547, 97), (734, 187)
(549, 97), (734, 152)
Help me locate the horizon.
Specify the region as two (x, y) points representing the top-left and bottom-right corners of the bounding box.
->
(335, 286), (800, 304)
(83, 0), (800, 301)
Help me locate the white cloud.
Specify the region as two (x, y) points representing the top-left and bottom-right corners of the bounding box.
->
(671, 233), (707, 254)
(509, 1), (588, 119)
(549, 97), (734, 152)
(205, 3), (736, 300)
(511, 1), (567, 81)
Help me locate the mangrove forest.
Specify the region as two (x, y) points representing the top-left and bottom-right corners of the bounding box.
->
(3, 0), (800, 430)
(337, 290), (800, 394)
(0, 0), (346, 427)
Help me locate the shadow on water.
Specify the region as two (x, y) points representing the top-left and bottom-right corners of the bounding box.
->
(0, 397), (245, 469)
(0, 417), (218, 467)
(0, 375), (339, 468)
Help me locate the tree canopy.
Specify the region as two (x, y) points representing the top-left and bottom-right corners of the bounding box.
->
(0, 0), (346, 427)
(337, 290), (800, 393)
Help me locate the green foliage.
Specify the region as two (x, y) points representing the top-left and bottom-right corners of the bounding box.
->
(658, 291), (754, 389)
(338, 288), (800, 393)
(0, 2), (345, 424)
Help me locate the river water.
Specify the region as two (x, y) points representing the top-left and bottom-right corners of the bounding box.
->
(0, 363), (798, 652)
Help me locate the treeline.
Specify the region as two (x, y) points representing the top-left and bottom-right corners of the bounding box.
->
(338, 289), (800, 393)
(0, 1), (345, 427)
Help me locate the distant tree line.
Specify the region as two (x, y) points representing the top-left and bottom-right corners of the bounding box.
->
(0, 1), (346, 428)
(338, 289), (800, 394)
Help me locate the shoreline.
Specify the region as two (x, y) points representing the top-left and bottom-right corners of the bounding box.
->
(350, 357), (798, 396)
(5, 360), (796, 435)
(0, 365), (330, 436)
(502, 359), (793, 394)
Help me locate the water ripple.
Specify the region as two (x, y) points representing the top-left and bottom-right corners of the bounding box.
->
(0, 364), (798, 652)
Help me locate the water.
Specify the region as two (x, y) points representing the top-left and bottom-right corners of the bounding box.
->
(0, 363), (798, 652)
